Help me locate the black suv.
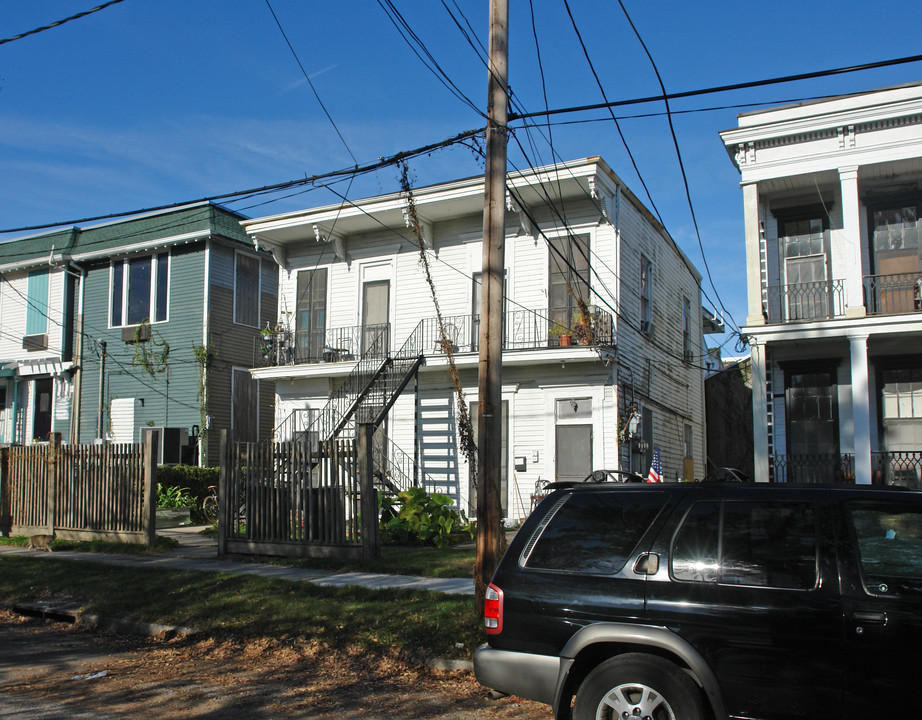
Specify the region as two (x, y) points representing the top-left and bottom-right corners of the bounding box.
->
(474, 481), (922, 719)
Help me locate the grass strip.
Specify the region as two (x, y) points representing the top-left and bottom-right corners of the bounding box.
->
(0, 557), (483, 659)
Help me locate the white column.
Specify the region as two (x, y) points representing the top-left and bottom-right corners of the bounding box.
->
(750, 339), (769, 483)
(839, 167), (866, 319)
(743, 183), (765, 326)
(849, 332), (872, 484)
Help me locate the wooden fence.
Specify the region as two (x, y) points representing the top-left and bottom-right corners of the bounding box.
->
(0, 435), (157, 546)
(218, 426), (379, 561)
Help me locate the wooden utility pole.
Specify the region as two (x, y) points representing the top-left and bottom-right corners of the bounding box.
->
(475, 0), (509, 610)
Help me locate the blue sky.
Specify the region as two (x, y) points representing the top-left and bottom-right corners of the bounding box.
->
(2, 0), (920, 351)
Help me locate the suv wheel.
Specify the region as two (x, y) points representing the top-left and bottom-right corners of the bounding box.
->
(572, 654), (704, 720)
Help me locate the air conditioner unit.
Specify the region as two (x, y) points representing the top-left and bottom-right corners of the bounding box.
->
(139, 426), (189, 465)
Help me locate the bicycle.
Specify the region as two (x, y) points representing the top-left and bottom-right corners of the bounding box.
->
(202, 485), (218, 524)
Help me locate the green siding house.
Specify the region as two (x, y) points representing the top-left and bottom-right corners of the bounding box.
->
(0, 204), (276, 465)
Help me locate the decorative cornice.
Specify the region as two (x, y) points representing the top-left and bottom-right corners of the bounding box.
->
(402, 203), (433, 251)
(587, 176), (617, 224)
(313, 224), (349, 263)
(506, 190), (537, 240)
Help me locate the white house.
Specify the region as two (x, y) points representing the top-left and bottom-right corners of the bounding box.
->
(0, 228), (78, 445)
(244, 157), (708, 519)
(720, 82), (922, 487)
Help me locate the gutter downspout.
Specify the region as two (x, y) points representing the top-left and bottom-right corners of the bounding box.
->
(68, 261), (86, 444)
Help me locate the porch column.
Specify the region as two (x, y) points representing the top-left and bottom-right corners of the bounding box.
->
(849, 332), (872, 484)
(750, 339), (770, 483)
(839, 167), (866, 319)
(743, 183), (765, 326)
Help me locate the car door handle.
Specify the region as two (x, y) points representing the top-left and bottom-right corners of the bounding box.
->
(852, 611), (887, 626)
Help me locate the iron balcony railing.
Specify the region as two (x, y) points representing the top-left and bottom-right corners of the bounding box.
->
(769, 454), (855, 484)
(872, 451), (922, 489)
(254, 324), (388, 368)
(256, 307), (615, 369)
(419, 305), (614, 355)
(765, 280), (845, 324)
(863, 272), (922, 316)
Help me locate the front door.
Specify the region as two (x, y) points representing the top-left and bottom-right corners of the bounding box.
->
(32, 378), (53, 442)
(362, 280), (389, 356)
(785, 367), (839, 482)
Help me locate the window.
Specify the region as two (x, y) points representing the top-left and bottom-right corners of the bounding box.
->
(110, 253), (169, 326)
(524, 491), (666, 574)
(640, 255), (653, 333)
(682, 298), (692, 361)
(848, 502), (922, 597)
(548, 234), (590, 333)
(671, 500), (818, 589)
(26, 269), (49, 335)
(296, 268), (327, 361)
(779, 215), (830, 321)
(869, 203), (921, 314)
(234, 253), (260, 327)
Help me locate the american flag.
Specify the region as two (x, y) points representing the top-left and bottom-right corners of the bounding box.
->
(647, 446), (663, 483)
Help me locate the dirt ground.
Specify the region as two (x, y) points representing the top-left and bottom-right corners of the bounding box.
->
(0, 610), (551, 719)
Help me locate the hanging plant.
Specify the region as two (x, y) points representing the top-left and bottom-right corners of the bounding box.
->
(131, 320), (170, 378)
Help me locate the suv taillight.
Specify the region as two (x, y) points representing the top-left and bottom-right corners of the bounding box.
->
(484, 583), (503, 634)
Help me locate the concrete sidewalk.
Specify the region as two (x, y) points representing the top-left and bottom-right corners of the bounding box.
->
(0, 525), (475, 596)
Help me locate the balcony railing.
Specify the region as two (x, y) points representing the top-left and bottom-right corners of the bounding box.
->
(863, 272), (922, 316)
(765, 280), (845, 324)
(254, 324), (388, 367)
(255, 307), (614, 368)
(769, 451), (922, 488)
(873, 451), (922, 490)
(420, 305), (614, 355)
(769, 453), (854, 484)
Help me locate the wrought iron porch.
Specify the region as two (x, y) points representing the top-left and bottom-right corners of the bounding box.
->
(765, 280), (845, 324)
(863, 272), (922, 316)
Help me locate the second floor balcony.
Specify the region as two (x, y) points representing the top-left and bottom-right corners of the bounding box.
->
(254, 305), (614, 369)
(763, 272), (922, 325)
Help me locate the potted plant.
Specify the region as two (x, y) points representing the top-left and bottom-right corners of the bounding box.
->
(549, 322), (571, 346)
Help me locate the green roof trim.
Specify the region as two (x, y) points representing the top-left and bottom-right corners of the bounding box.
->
(0, 204), (251, 269)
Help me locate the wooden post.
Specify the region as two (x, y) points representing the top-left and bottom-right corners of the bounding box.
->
(46, 433), (61, 535)
(357, 423), (380, 561)
(218, 429), (232, 556)
(0, 447), (9, 536)
(475, 0), (509, 611)
(142, 431), (157, 548)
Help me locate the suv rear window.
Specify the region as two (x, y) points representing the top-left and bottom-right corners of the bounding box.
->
(848, 502), (922, 597)
(671, 500), (818, 589)
(522, 491), (666, 574)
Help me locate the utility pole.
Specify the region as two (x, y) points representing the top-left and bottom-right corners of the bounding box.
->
(475, 0), (509, 611)
(96, 340), (106, 441)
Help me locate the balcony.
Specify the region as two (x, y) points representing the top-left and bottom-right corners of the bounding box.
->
(765, 280), (845, 324)
(863, 272), (922, 316)
(254, 324), (388, 368)
(254, 306), (614, 368)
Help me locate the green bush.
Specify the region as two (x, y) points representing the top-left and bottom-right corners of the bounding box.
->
(156, 483), (197, 509)
(379, 488), (474, 549)
(156, 465), (218, 503)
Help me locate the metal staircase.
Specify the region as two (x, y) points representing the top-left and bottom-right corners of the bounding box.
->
(272, 321), (432, 495)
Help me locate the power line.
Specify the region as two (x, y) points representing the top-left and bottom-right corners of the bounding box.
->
(264, 0), (358, 166)
(508, 51), (922, 122)
(0, 127), (485, 236)
(0, 0), (126, 46)
(613, 0), (739, 334)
